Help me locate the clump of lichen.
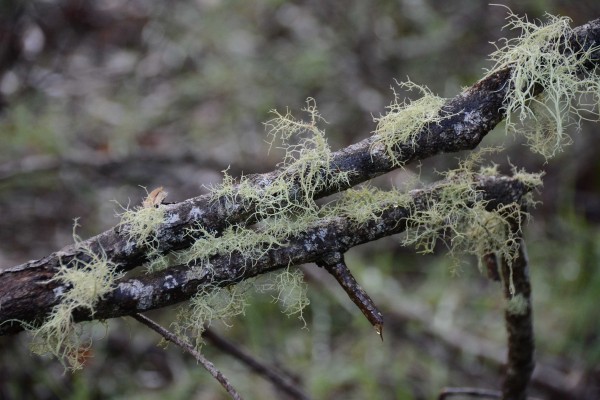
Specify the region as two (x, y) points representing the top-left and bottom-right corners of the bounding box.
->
(117, 188), (167, 249)
(506, 293), (529, 316)
(28, 234), (123, 370)
(258, 267), (310, 324)
(211, 98), (350, 222)
(172, 267), (310, 349)
(400, 151), (541, 273)
(174, 281), (252, 348)
(371, 80), (450, 166)
(488, 11), (600, 158)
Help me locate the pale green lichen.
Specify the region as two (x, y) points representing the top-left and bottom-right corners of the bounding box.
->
(28, 233), (123, 370)
(116, 187), (167, 249)
(506, 293), (529, 316)
(323, 185), (412, 225)
(172, 266), (310, 349)
(400, 152), (541, 273)
(178, 224), (284, 270)
(488, 10), (600, 158)
(371, 80), (450, 166)
(257, 267), (310, 325)
(174, 281), (252, 348)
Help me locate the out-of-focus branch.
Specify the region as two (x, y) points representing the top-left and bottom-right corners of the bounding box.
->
(202, 328), (312, 400)
(500, 212), (535, 400)
(132, 313), (243, 400)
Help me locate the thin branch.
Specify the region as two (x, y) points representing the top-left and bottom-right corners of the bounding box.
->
(203, 328), (312, 400)
(316, 252), (384, 338)
(500, 211), (535, 400)
(131, 313), (243, 400)
(438, 387), (502, 399)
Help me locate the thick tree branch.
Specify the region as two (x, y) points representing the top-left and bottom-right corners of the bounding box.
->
(2, 18), (598, 319)
(0, 174), (535, 334)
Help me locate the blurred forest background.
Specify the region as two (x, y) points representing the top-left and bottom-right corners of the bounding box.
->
(1, 1), (600, 399)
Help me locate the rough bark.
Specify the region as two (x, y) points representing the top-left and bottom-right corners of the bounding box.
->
(0, 174), (534, 334)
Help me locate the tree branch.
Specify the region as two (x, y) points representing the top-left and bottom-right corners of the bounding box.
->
(2, 17), (598, 328)
(132, 313), (243, 400)
(0, 174), (536, 334)
(202, 328), (312, 400)
(501, 212), (535, 400)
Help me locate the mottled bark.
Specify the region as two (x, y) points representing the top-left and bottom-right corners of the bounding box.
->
(0, 174), (534, 334)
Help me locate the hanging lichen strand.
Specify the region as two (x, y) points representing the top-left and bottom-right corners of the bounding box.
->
(487, 12), (600, 158)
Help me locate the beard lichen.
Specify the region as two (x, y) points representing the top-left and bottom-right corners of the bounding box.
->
(28, 235), (123, 370)
(488, 10), (600, 158)
(400, 152), (541, 274)
(257, 266), (310, 325)
(173, 281), (253, 349)
(172, 267), (310, 349)
(371, 80), (450, 166)
(116, 187), (168, 250)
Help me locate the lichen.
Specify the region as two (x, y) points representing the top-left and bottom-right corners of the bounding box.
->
(371, 80), (451, 166)
(506, 293), (529, 316)
(257, 267), (310, 325)
(28, 232), (123, 370)
(488, 10), (600, 158)
(174, 281), (252, 348)
(400, 152), (541, 273)
(116, 187), (167, 249)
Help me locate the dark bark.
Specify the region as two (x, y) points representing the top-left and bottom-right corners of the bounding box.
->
(501, 214), (535, 400)
(0, 174), (535, 334)
(316, 252), (384, 337)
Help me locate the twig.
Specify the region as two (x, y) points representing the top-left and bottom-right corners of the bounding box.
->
(203, 328), (312, 400)
(131, 313), (243, 400)
(500, 210), (535, 400)
(438, 387), (501, 399)
(316, 252), (384, 338)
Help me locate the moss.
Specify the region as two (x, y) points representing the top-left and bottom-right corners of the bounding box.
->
(488, 11), (600, 158)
